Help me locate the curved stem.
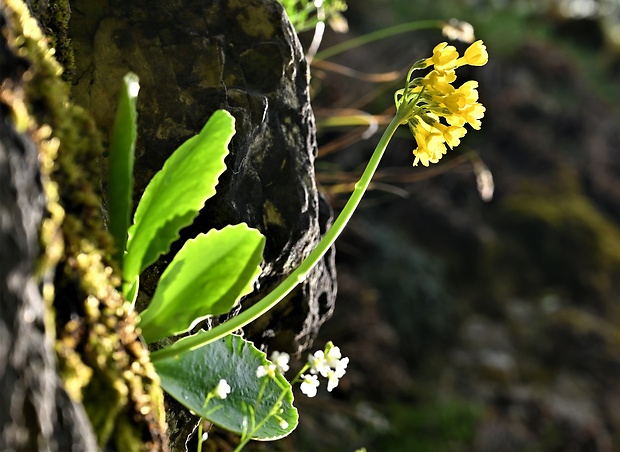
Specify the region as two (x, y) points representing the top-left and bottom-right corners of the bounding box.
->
(313, 20), (441, 62)
(151, 109), (410, 363)
(233, 387), (288, 452)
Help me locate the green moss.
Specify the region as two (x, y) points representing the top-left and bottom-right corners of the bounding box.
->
(31, 0), (75, 78)
(498, 181), (620, 304)
(231, 0), (276, 39)
(1, 1), (167, 449)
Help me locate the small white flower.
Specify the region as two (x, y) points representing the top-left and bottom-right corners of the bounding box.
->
(270, 351), (290, 374)
(324, 345), (343, 368)
(299, 374), (320, 397)
(214, 379), (231, 399)
(278, 418), (289, 429)
(308, 350), (330, 377)
(326, 358), (349, 392)
(333, 356), (349, 379)
(256, 363), (277, 379)
(326, 370), (340, 392)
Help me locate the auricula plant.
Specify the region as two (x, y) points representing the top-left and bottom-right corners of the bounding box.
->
(107, 39), (488, 448)
(148, 39), (489, 362)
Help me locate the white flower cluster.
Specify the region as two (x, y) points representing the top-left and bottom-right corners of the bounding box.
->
(255, 342), (349, 398)
(256, 351), (291, 378)
(301, 342), (349, 397)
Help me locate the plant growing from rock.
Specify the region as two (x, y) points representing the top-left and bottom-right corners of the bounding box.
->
(107, 37), (488, 449)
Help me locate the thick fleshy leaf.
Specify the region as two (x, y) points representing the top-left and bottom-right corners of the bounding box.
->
(154, 334), (298, 440)
(123, 110), (235, 297)
(108, 72), (139, 266)
(138, 224), (265, 343)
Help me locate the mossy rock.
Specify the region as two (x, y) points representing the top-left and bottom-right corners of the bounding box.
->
(1, 0), (167, 449)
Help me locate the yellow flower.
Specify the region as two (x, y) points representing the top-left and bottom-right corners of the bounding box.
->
(459, 104), (486, 130)
(411, 120), (447, 167)
(413, 135), (447, 167)
(425, 42), (459, 72)
(421, 69), (456, 95)
(445, 114), (466, 128)
(433, 122), (467, 148)
(395, 40), (488, 166)
(442, 91), (467, 112)
(442, 81), (480, 113)
(456, 81), (479, 103)
(457, 40), (488, 67)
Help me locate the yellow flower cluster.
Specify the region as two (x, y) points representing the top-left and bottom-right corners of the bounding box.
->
(395, 40), (488, 166)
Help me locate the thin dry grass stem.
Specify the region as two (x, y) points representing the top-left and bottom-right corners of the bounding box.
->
(318, 153), (474, 208)
(311, 60), (401, 82)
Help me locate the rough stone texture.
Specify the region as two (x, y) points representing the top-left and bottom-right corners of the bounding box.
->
(2, 1), (168, 450)
(0, 10), (97, 448)
(0, 124), (97, 452)
(70, 0), (337, 354)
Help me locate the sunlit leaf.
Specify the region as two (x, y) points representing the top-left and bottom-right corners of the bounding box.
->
(139, 224), (265, 343)
(154, 334), (298, 440)
(108, 72), (139, 266)
(123, 110), (235, 297)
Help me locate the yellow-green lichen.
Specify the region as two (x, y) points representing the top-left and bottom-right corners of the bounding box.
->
(231, 0), (276, 39)
(498, 178), (620, 304)
(263, 199), (285, 227)
(1, 0), (167, 450)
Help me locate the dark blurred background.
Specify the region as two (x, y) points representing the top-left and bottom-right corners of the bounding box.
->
(285, 0), (620, 450)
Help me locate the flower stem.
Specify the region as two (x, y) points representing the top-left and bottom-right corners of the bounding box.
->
(150, 109), (410, 363)
(233, 388), (289, 452)
(197, 422), (204, 452)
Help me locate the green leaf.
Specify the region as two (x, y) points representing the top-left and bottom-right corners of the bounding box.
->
(123, 110), (235, 297)
(125, 276), (139, 306)
(108, 72), (139, 266)
(154, 334), (298, 440)
(138, 224), (265, 343)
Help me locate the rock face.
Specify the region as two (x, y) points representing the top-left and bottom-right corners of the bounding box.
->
(70, 0), (337, 353)
(0, 109), (97, 452)
(0, 119), (96, 452)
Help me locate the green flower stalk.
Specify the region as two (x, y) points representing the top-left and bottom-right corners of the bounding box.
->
(149, 40), (489, 362)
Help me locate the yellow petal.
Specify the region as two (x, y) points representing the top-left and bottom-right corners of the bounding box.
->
(443, 126), (467, 148)
(427, 42), (459, 72)
(463, 40), (488, 66)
